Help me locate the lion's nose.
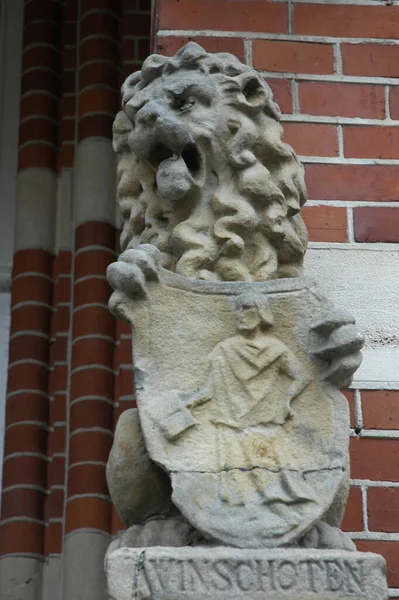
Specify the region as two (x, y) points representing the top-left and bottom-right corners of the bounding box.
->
(135, 100), (166, 127)
(128, 99), (194, 163)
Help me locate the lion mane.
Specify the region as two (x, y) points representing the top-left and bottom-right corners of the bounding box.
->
(113, 42), (308, 282)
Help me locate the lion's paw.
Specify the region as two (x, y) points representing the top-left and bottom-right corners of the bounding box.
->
(299, 521), (356, 552)
(107, 244), (161, 318)
(310, 307), (364, 389)
(107, 516), (201, 554)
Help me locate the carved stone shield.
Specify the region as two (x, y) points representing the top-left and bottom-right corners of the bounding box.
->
(126, 270), (349, 549)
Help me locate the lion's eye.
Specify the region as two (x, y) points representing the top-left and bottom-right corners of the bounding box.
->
(173, 95), (195, 112)
(242, 77), (264, 105)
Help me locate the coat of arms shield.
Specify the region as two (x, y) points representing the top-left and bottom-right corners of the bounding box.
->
(125, 269), (349, 548)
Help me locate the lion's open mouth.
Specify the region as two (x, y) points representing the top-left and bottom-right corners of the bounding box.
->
(150, 143), (202, 180)
(151, 143), (174, 167)
(181, 144), (202, 178)
(152, 142), (204, 201)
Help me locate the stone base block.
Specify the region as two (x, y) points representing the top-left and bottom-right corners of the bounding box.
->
(105, 546), (388, 600)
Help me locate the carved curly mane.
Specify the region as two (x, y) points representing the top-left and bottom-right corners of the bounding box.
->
(113, 42), (308, 282)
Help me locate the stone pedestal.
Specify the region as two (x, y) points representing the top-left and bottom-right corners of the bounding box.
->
(105, 546), (388, 600)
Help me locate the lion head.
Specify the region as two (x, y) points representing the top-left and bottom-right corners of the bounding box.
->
(113, 42), (308, 282)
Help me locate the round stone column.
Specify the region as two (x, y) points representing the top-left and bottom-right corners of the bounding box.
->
(0, 0), (62, 597)
(62, 1), (120, 598)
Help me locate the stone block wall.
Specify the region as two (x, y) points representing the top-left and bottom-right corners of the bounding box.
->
(0, 1), (398, 599)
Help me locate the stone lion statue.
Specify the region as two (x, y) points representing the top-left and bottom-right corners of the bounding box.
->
(112, 41), (307, 284)
(106, 43), (363, 553)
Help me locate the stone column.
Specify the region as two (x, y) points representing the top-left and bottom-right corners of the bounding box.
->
(62, 1), (120, 598)
(41, 1), (78, 597)
(108, 0), (153, 540)
(0, 0), (62, 597)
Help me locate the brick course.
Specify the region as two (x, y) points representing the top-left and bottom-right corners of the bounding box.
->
(354, 207), (399, 243)
(294, 4), (399, 39)
(157, 35), (245, 62)
(362, 391), (399, 430)
(341, 487), (363, 532)
(252, 40), (334, 75)
(298, 82), (386, 119)
(283, 123), (338, 158)
(388, 88), (399, 120)
(302, 205), (347, 242)
(158, 0), (287, 33)
(344, 126), (399, 160)
(305, 164), (399, 202)
(342, 43), (399, 78)
(368, 488), (399, 533)
(350, 438), (399, 481)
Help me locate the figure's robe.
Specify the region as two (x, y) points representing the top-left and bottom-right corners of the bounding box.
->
(207, 333), (317, 523)
(210, 333), (298, 428)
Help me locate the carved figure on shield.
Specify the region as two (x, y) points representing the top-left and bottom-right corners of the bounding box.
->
(209, 294), (313, 509)
(210, 292), (309, 430)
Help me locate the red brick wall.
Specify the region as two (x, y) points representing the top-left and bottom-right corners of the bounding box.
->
(154, 0), (399, 591)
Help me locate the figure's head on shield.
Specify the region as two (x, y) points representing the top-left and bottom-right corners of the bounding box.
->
(235, 293), (274, 333)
